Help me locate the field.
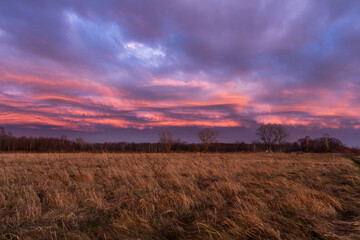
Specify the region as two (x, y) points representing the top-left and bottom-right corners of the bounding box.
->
(0, 153), (359, 239)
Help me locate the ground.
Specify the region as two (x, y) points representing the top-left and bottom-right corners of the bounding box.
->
(0, 153), (359, 239)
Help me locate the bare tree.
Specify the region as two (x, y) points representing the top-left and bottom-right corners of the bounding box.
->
(0, 127), (5, 152)
(256, 124), (277, 152)
(60, 134), (68, 142)
(198, 128), (218, 152)
(120, 142), (126, 152)
(159, 131), (173, 152)
(273, 124), (289, 152)
(305, 136), (310, 152)
(75, 137), (86, 152)
(0, 127), (5, 137)
(323, 133), (330, 152)
(251, 140), (258, 153)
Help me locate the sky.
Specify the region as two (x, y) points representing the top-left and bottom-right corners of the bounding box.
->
(0, 0), (360, 145)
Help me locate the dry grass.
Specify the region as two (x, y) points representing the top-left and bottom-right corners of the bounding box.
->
(0, 153), (359, 239)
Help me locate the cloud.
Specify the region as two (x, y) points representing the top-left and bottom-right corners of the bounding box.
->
(0, 0), (360, 143)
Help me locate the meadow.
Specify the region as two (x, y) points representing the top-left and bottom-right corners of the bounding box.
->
(0, 153), (359, 239)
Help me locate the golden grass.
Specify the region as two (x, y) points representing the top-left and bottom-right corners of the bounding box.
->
(0, 153), (359, 239)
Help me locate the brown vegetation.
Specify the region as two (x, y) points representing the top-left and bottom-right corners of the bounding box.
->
(0, 153), (359, 239)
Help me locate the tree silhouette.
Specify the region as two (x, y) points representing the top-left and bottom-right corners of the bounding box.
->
(323, 133), (330, 152)
(273, 124), (289, 152)
(0, 127), (5, 137)
(159, 131), (173, 152)
(256, 124), (277, 152)
(198, 128), (218, 152)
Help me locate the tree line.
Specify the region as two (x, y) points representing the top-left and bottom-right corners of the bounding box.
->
(0, 125), (358, 153)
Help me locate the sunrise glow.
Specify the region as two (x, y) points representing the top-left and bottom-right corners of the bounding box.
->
(0, 1), (360, 144)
